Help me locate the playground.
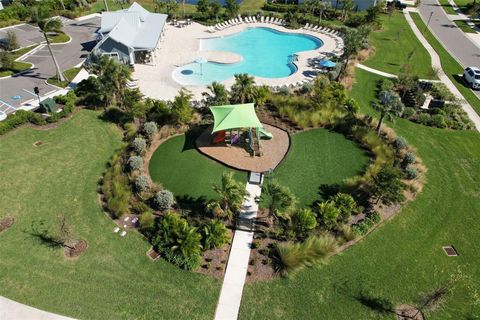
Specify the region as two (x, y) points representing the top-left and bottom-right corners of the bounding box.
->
(195, 103), (290, 172)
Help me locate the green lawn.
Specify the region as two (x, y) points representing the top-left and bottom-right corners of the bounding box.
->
(0, 110), (220, 319)
(47, 67), (81, 88)
(239, 68), (480, 319)
(364, 12), (436, 79)
(0, 45), (37, 77)
(410, 12), (480, 115)
(269, 129), (370, 207)
(453, 19), (475, 33)
(453, 0), (475, 11)
(48, 32), (71, 44)
(438, 0), (458, 15)
(149, 132), (247, 201)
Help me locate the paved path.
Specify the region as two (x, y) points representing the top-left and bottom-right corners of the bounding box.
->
(417, 0), (480, 100)
(0, 296), (75, 320)
(214, 180), (261, 320)
(404, 8), (480, 131)
(356, 63), (443, 83)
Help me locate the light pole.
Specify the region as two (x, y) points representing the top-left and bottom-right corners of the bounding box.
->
(424, 11), (433, 33)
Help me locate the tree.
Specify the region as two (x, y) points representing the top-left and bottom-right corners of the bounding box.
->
(397, 67), (419, 99)
(370, 165), (406, 205)
(0, 52), (14, 70)
(224, 0), (239, 18)
(171, 89), (194, 124)
(208, 172), (248, 221)
(230, 73), (255, 104)
(38, 18), (66, 82)
(253, 85), (270, 107)
(289, 208), (317, 239)
(196, 0), (211, 18)
(340, 27), (366, 75)
(365, 3), (382, 24)
(0, 30), (19, 51)
(103, 0), (109, 11)
(374, 90), (404, 134)
(261, 179), (297, 220)
(155, 0), (179, 17)
(203, 81), (229, 106)
(339, 0), (355, 21)
(312, 0), (330, 23)
(57, 214), (76, 249)
(116, 0), (131, 9)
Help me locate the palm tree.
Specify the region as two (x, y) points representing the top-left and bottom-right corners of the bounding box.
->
(317, 0), (330, 23)
(375, 90), (404, 134)
(202, 81), (229, 106)
(38, 18), (66, 82)
(208, 172), (248, 221)
(230, 73), (255, 104)
(103, 0), (109, 11)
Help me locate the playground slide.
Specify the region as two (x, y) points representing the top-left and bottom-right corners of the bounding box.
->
(258, 128), (273, 140)
(213, 130), (226, 144)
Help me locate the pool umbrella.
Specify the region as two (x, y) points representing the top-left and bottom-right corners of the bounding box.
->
(195, 57), (208, 75)
(319, 60), (336, 68)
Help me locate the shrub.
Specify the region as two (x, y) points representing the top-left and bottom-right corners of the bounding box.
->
(0, 110), (46, 135)
(0, 51), (14, 70)
(260, 179), (297, 218)
(135, 175), (149, 192)
(154, 189), (174, 211)
(417, 113), (431, 126)
(124, 123), (137, 141)
(289, 208), (317, 239)
(405, 166), (419, 180)
(317, 201), (340, 228)
(330, 193), (360, 222)
(393, 136), (408, 150)
(402, 152), (416, 167)
(138, 211), (155, 231)
(272, 235), (338, 277)
(127, 155), (143, 171)
(431, 114), (447, 128)
(369, 165), (406, 205)
(402, 107), (416, 119)
(352, 211), (381, 236)
(143, 121), (158, 140)
(102, 154), (131, 218)
(202, 219), (229, 250)
(132, 137), (147, 155)
(339, 224), (356, 241)
(153, 211), (202, 270)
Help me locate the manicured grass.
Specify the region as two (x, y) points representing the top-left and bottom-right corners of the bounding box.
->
(453, 19), (475, 32)
(0, 45), (37, 77)
(410, 12), (480, 115)
(438, 0), (458, 15)
(149, 131), (247, 201)
(269, 129), (370, 207)
(47, 67), (81, 88)
(0, 110), (220, 319)
(48, 32), (71, 44)
(239, 0), (265, 14)
(453, 0), (475, 11)
(239, 68), (480, 319)
(88, 0), (197, 15)
(365, 12), (436, 79)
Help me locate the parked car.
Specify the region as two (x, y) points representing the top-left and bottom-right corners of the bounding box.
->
(463, 67), (480, 90)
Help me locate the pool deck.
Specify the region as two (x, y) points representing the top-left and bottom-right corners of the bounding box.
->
(134, 21), (342, 101)
(196, 123), (290, 172)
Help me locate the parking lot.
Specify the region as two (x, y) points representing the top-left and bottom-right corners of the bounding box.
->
(0, 16), (100, 116)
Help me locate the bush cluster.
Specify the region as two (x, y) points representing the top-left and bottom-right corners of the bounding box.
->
(143, 121), (158, 140)
(351, 212), (381, 236)
(132, 137), (147, 155)
(127, 156), (143, 171)
(0, 110), (45, 135)
(135, 175), (150, 192)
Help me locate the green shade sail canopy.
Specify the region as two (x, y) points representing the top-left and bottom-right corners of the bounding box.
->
(210, 103), (263, 133)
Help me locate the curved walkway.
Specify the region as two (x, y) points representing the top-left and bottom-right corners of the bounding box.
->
(0, 296), (75, 320)
(403, 8), (480, 131)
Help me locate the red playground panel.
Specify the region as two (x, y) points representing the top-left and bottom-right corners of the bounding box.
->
(213, 130), (226, 144)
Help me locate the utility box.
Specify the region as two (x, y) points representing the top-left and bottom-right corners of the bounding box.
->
(38, 98), (57, 113)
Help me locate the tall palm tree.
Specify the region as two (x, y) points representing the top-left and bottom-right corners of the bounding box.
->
(375, 90), (404, 134)
(103, 0), (109, 11)
(38, 18), (66, 82)
(202, 81), (229, 106)
(230, 73), (255, 104)
(316, 0), (330, 23)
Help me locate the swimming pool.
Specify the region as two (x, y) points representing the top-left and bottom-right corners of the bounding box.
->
(172, 27), (323, 86)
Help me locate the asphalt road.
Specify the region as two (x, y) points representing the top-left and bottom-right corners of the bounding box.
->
(418, 0), (480, 98)
(0, 17), (100, 110)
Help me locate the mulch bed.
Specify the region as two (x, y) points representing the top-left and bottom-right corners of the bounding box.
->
(256, 105), (302, 135)
(0, 217), (14, 233)
(33, 140), (44, 147)
(395, 304), (424, 320)
(197, 229), (234, 279)
(64, 239), (88, 258)
(247, 237), (276, 282)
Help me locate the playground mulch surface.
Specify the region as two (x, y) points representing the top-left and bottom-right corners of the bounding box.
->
(196, 123), (290, 172)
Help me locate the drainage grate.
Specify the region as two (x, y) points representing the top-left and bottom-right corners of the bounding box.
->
(442, 246), (458, 257)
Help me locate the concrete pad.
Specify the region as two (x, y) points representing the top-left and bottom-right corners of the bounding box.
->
(0, 296), (75, 320)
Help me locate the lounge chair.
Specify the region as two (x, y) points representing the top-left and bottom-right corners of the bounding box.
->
(252, 16), (257, 22)
(275, 18), (281, 24)
(272, 18), (278, 24)
(304, 23), (310, 29)
(120, 230), (127, 237)
(247, 16), (253, 23)
(113, 227), (120, 233)
(260, 16), (264, 23)
(238, 15), (244, 23)
(279, 19), (285, 25)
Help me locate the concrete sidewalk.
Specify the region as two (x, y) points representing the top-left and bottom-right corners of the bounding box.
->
(0, 296), (75, 320)
(214, 181), (261, 320)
